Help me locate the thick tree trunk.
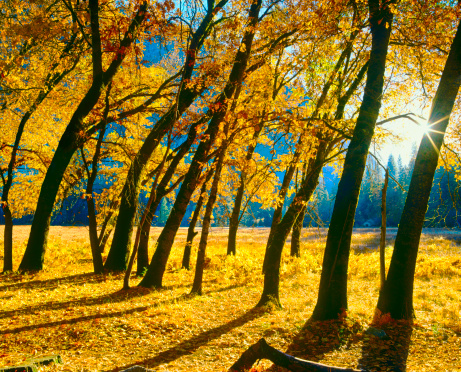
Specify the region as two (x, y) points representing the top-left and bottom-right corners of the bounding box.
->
(104, 2), (225, 271)
(138, 0), (262, 288)
(377, 19), (461, 320)
(2, 206), (13, 272)
(229, 338), (363, 372)
(311, 0), (393, 320)
(380, 168), (388, 290)
(227, 123), (263, 255)
(19, 2), (148, 271)
(191, 148), (225, 294)
(258, 142), (326, 307)
(291, 204), (306, 257)
(182, 169), (214, 270)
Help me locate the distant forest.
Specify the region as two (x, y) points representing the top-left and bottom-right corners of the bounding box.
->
(3, 149), (460, 229)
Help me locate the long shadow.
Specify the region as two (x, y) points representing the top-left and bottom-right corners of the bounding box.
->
(263, 316), (363, 371)
(0, 272), (106, 291)
(109, 307), (266, 372)
(357, 321), (413, 372)
(0, 285), (153, 319)
(0, 292), (193, 336)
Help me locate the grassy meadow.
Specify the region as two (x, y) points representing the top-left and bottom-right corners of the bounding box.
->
(0, 226), (460, 371)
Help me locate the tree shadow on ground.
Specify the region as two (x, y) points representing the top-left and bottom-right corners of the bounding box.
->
(110, 307), (267, 371)
(357, 321), (413, 372)
(0, 280), (252, 335)
(0, 272), (107, 291)
(265, 316), (363, 371)
(0, 276), (250, 320)
(0, 291), (191, 336)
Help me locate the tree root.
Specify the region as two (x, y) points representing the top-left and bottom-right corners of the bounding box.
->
(229, 338), (364, 372)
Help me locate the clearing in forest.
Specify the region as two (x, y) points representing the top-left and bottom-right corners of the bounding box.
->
(0, 226), (460, 371)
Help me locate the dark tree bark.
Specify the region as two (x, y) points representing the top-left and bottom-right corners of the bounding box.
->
(19, 0), (148, 271)
(311, 0), (394, 320)
(138, 0), (262, 288)
(136, 117), (203, 274)
(1, 31), (81, 272)
(104, 0), (228, 271)
(377, 19), (461, 319)
(227, 123), (264, 255)
(81, 84), (111, 274)
(258, 141), (327, 307)
(291, 204), (306, 257)
(191, 147), (226, 294)
(182, 168), (214, 270)
(379, 168), (388, 290)
(229, 338), (363, 372)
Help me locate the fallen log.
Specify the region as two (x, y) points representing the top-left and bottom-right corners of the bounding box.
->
(229, 338), (364, 372)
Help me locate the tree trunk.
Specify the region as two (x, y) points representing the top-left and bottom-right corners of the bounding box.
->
(227, 123), (263, 255)
(104, 2), (225, 271)
(311, 0), (393, 320)
(380, 168), (388, 290)
(258, 142), (326, 307)
(291, 204), (306, 257)
(182, 169), (214, 270)
(19, 2), (148, 271)
(377, 19), (461, 320)
(88, 196), (105, 273)
(138, 0), (262, 288)
(2, 205), (13, 272)
(229, 338), (363, 372)
(191, 148), (225, 294)
(136, 117), (203, 274)
(262, 159), (299, 273)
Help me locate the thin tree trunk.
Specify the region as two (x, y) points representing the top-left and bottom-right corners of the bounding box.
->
(311, 0), (393, 320)
(291, 204), (306, 257)
(136, 117), (203, 274)
(191, 148), (225, 294)
(138, 0), (262, 288)
(380, 168), (388, 290)
(257, 142), (327, 307)
(377, 19), (461, 320)
(227, 123), (264, 255)
(2, 206), (13, 272)
(19, 2), (148, 271)
(262, 159), (299, 273)
(182, 169), (214, 270)
(104, 1), (226, 271)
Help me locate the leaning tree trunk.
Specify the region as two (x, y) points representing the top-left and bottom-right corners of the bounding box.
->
(191, 147), (225, 294)
(291, 204), (306, 257)
(311, 0), (393, 320)
(138, 0), (262, 288)
(104, 1), (226, 271)
(137, 117), (202, 274)
(19, 2), (148, 271)
(182, 168), (214, 270)
(377, 18), (461, 320)
(258, 142), (326, 307)
(229, 338), (363, 372)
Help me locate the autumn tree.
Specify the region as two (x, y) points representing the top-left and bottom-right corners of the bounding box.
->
(377, 18), (461, 320)
(104, 0), (229, 271)
(138, 0), (264, 288)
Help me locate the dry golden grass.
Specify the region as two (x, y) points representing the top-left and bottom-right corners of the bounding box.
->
(0, 226), (460, 371)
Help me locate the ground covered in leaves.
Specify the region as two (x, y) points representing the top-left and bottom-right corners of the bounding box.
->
(1, 227), (460, 371)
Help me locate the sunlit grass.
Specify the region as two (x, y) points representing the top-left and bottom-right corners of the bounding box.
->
(0, 226), (460, 371)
